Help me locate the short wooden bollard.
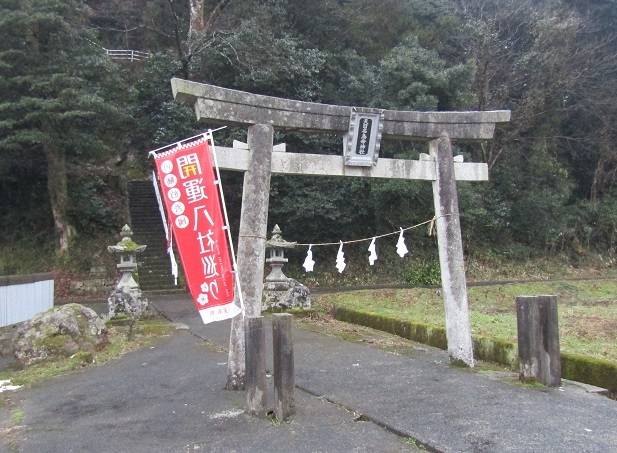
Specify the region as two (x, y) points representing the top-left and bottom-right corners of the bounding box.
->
(516, 295), (561, 387)
(245, 316), (267, 417)
(273, 313), (295, 420)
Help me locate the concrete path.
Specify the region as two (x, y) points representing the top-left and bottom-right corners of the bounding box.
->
(2, 294), (616, 452)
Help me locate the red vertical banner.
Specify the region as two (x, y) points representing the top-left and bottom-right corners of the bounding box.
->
(153, 137), (239, 324)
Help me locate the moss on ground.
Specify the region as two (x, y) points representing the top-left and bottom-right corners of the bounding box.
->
(1, 316), (176, 388)
(561, 352), (617, 391)
(333, 306), (617, 392)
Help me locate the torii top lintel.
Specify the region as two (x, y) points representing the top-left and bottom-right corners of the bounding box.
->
(171, 78), (510, 141)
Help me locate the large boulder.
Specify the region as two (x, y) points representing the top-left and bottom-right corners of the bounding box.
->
(12, 303), (108, 366)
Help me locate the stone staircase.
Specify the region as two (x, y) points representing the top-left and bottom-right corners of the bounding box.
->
(128, 179), (185, 294)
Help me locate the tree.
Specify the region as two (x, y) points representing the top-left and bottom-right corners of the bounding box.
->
(2, 0), (615, 261)
(162, 0), (233, 79)
(451, 0), (617, 252)
(373, 35), (475, 111)
(0, 0), (131, 253)
(88, 0), (150, 49)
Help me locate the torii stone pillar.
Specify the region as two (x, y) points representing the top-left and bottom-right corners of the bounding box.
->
(430, 134), (473, 365)
(171, 78), (510, 382)
(226, 124), (273, 389)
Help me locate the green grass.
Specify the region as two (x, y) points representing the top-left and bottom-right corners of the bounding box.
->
(10, 410), (24, 424)
(0, 238), (56, 275)
(313, 279), (617, 363)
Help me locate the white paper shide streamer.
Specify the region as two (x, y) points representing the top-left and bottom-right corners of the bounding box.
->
(368, 237), (378, 265)
(303, 245), (315, 272)
(335, 241), (346, 273)
(396, 228), (409, 258)
(295, 217), (433, 271)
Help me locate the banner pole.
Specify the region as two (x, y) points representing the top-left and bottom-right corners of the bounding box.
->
(148, 127), (227, 158)
(151, 171), (179, 285)
(206, 130), (246, 318)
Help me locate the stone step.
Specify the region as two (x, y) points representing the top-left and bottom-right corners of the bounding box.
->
(129, 208), (163, 215)
(128, 179), (182, 292)
(143, 288), (188, 297)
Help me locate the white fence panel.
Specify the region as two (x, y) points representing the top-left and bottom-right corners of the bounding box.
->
(106, 49), (151, 61)
(0, 273), (55, 327)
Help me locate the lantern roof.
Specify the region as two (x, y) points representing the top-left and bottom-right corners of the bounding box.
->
(265, 225), (296, 250)
(108, 225), (147, 253)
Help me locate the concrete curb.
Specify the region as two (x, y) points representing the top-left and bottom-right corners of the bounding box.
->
(334, 306), (616, 394)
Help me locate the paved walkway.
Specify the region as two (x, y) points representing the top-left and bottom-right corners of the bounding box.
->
(2, 294), (616, 452)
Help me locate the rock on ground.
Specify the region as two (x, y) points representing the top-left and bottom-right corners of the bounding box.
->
(12, 303), (108, 366)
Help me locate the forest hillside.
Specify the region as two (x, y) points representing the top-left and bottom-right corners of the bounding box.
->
(1, 0), (616, 282)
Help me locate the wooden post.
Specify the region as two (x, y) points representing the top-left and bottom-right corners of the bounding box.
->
(430, 133), (474, 367)
(516, 295), (561, 387)
(245, 316), (267, 417)
(273, 313), (295, 420)
(226, 124), (274, 390)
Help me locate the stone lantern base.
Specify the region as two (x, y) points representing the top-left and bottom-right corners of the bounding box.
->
(107, 286), (148, 321)
(262, 278), (311, 311)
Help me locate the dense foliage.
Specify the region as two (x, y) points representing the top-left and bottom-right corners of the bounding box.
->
(1, 0), (616, 271)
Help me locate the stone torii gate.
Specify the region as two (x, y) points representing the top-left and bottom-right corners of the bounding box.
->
(171, 78), (510, 388)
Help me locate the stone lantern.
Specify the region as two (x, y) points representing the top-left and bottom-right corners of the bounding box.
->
(107, 225), (148, 319)
(265, 225), (296, 290)
(263, 225), (311, 310)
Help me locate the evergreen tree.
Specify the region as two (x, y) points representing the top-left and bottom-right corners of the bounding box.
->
(0, 0), (131, 254)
